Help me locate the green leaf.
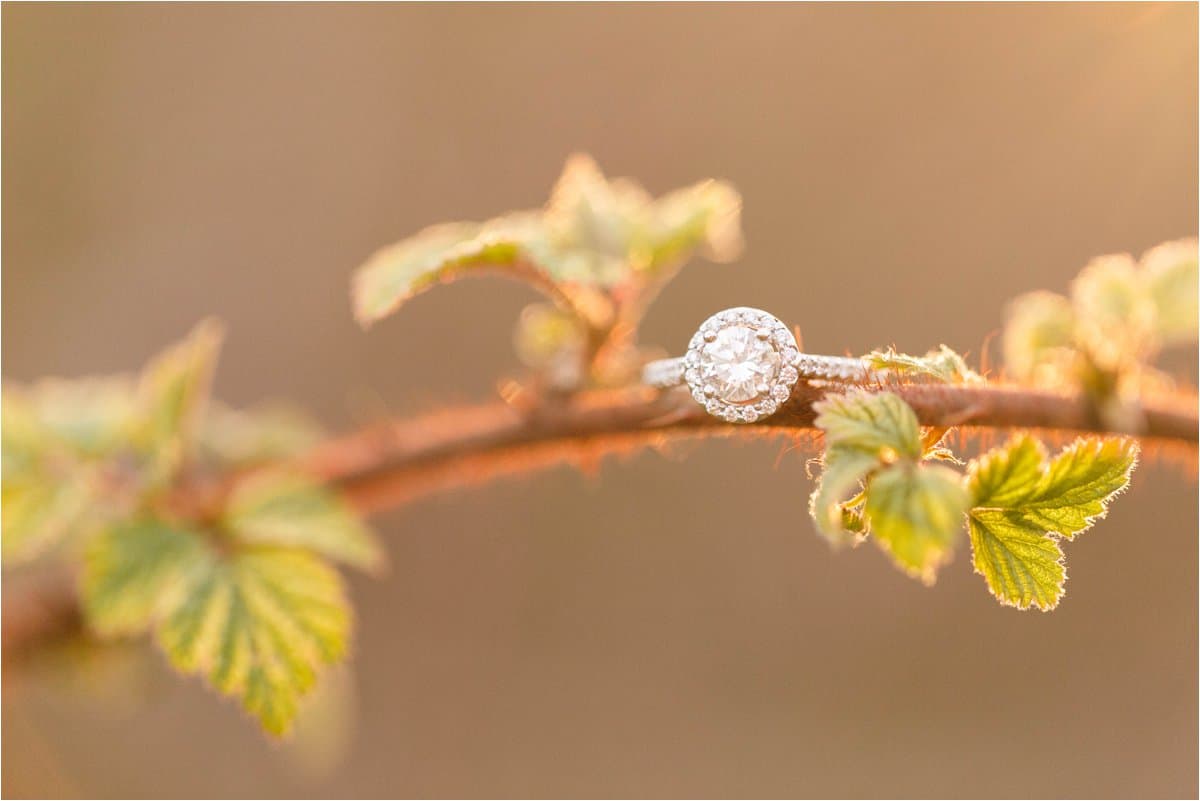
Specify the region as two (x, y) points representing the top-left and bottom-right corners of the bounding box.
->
(136, 320), (224, 475)
(864, 462), (969, 584)
(198, 401), (323, 468)
(1141, 237), (1198, 343)
(1002, 291), (1077, 382)
(813, 389), (922, 460)
(867, 345), (981, 384)
(157, 546), (350, 736)
(81, 518), (209, 637)
(807, 447), (879, 545)
(966, 435), (1138, 610)
(223, 472), (384, 571)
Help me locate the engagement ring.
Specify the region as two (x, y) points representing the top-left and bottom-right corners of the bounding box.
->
(642, 307), (874, 423)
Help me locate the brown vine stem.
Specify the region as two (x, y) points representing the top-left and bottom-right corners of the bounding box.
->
(3, 379), (1197, 666)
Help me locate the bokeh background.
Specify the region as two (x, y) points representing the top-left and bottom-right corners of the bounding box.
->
(3, 3), (1197, 798)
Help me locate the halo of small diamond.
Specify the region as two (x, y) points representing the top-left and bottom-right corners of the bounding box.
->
(683, 307), (800, 423)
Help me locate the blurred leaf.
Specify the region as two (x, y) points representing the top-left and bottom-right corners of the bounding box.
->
(136, 320), (224, 476)
(157, 545), (350, 736)
(80, 511), (354, 735)
(966, 435), (1138, 610)
(223, 471), (384, 572)
(643, 179), (743, 270)
(198, 401), (323, 468)
(351, 155), (742, 341)
(813, 389), (922, 460)
(1002, 291), (1077, 383)
(352, 216), (552, 327)
(543, 154), (651, 280)
(1141, 237), (1198, 344)
(867, 345), (981, 384)
(807, 447), (878, 545)
(864, 462), (968, 584)
(513, 303), (587, 389)
(2, 472), (96, 564)
(286, 664), (357, 780)
(1070, 254), (1157, 371)
(81, 518), (207, 637)
(1, 381), (137, 564)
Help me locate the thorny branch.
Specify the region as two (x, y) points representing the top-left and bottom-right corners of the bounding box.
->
(4, 378), (1197, 665)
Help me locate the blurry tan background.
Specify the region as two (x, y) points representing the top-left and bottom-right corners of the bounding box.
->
(3, 3), (1197, 798)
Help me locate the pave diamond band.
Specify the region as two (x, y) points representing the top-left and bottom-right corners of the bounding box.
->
(642, 307), (874, 423)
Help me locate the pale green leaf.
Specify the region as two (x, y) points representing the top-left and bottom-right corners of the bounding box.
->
(351, 155), (741, 331)
(137, 320), (224, 474)
(642, 179), (743, 271)
(1002, 291), (1077, 382)
(813, 389), (922, 460)
(198, 401), (323, 468)
(157, 546), (350, 736)
(807, 447), (879, 545)
(867, 345), (982, 384)
(223, 471), (384, 571)
(351, 216), (549, 326)
(1070, 253), (1157, 369)
(1141, 237), (1198, 343)
(543, 154), (649, 277)
(864, 463), (969, 584)
(81, 518), (209, 637)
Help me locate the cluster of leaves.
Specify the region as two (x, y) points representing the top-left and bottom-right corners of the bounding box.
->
(806, 241), (1197, 608)
(352, 154), (743, 389)
(808, 388), (1138, 609)
(1003, 238), (1198, 427)
(2, 323), (381, 734)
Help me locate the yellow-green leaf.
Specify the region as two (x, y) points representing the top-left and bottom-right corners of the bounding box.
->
(966, 435), (1138, 610)
(2, 472), (95, 563)
(81, 518), (209, 637)
(223, 472), (384, 571)
(967, 508), (1065, 611)
(137, 319), (224, 475)
(813, 389), (922, 460)
(157, 546), (350, 736)
(1141, 237), (1198, 344)
(864, 462), (969, 584)
(969, 435), (1139, 540)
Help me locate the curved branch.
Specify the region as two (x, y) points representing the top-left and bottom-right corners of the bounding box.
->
(4, 378), (1196, 663)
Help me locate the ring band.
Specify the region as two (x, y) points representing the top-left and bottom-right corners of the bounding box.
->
(642, 307), (875, 423)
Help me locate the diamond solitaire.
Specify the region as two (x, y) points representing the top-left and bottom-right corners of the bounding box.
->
(642, 307), (872, 423)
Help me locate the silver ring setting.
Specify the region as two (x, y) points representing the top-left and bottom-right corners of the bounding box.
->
(643, 307), (871, 423)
